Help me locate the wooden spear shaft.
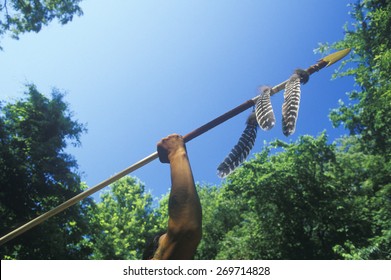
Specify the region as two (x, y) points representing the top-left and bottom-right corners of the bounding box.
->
(0, 48), (350, 246)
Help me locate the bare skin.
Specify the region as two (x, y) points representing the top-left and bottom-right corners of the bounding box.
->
(152, 134), (202, 260)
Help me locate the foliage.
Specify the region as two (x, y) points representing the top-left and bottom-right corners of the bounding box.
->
(194, 184), (243, 260)
(203, 135), (353, 259)
(0, 84), (92, 259)
(321, 0), (391, 156)
(192, 133), (389, 259)
(87, 176), (160, 260)
(0, 0), (83, 48)
(316, 0), (391, 259)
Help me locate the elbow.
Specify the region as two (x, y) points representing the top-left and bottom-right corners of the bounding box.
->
(188, 223), (202, 243)
(181, 226), (202, 246)
(168, 221), (202, 244)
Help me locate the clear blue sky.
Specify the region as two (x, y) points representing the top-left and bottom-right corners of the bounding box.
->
(0, 0), (354, 201)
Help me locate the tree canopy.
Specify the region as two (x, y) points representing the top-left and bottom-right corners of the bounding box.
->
(0, 0), (83, 48)
(0, 85), (92, 259)
(87, 177), (161, 260)
(319, 0), (391, 258)
(195, 133), (390, 259)
(326, 0), (391, 157)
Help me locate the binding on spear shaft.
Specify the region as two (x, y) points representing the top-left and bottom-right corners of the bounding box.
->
(0, 48), (351, 246)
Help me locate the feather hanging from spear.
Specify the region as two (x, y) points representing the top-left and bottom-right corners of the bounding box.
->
(217, 112), (258, 178)
(255, 85), (275, 131)
(282, 69), (310, 136)
(217, 84), (277, 178)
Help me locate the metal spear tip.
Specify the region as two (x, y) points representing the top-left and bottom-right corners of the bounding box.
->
(322, 48), (351, 67)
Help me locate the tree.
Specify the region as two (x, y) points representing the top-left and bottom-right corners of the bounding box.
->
(331, 136), (391, 259)
(194, 184), (244, 260)
(214, 135), (349, 259)
(197, 133), (387, 260)
(322, 0), (391, 156)
(0, 0), (83, 48)
(0, 84), (92, 259)
(318, 0), (391, 259)
(88, 176), (159, 259)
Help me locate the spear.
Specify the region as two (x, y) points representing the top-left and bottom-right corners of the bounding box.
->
(0, 48), (351, 246)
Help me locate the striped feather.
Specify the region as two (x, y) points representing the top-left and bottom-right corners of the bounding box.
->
(282, 73), (301, 136)
(282, 69), (310, 136)
(255, 86), (275, 131)
(217, 112), (258, 178)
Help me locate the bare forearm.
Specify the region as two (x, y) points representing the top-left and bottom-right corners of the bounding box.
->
(168, 151), (201, 229)
(154, 134), (202, 259)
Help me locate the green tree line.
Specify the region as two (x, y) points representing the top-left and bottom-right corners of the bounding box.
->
(1, 0), (390, 259)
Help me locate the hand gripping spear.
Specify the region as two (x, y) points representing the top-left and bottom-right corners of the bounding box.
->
(0, 48), (351, 246)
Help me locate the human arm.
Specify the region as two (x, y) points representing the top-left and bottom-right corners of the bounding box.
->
(153, 134), (202, 259)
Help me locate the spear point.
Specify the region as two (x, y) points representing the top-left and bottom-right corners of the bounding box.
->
(322, 48), (351, 67)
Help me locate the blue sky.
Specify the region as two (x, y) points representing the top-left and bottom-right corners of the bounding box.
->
(0, 0), (355, 202)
